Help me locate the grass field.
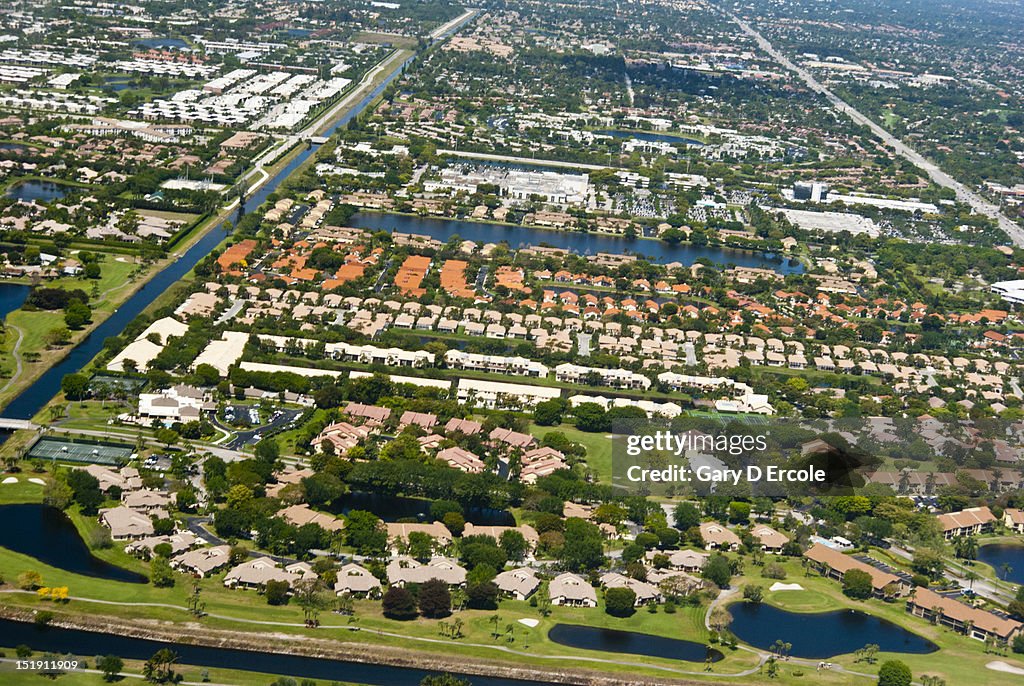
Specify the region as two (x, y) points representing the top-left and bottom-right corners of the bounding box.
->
(527, 423), (612, 482)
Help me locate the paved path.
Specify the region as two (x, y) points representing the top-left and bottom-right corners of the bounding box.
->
(723, 9), (1024, 246)
(0, 325), (24, 395)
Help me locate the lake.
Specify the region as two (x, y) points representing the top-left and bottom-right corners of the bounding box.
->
(0, 283), (30, 320)
(0, 503), (146, 583)
(977, 543), (1024, 584)
(548, 624), (723, 663)
(0, 618), (557, 686)
(729, 603), (938, 659)
(6, 180), (74, 203)
(136, 37), (188, 50)
(348, 213), (804, 272)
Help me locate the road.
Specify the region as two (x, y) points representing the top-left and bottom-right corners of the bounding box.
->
(724, 10), (1024, 247)
(887, 542), (1014, 605)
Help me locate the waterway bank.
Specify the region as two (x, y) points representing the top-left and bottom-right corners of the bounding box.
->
(0, 609), (712, 686)
(348, 211), (804, 271)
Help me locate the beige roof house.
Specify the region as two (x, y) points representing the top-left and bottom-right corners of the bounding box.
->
(462, 523), (539, 548)
(386, 556), (466, 587)
(600, 572), (661, 605)
(549, 572), (597, 607)
(333, 563), (381, 596)
(83, 465), (142, 493)
(223, 557), (316, 589)
(100, 506), (154, 540)
(699, 522), (741, 550)
(278, 504), (345, 532)
(646, 549), (709, 572)
(385, 521), (452, 549)
(908, 586), (1021, 642)
(494, 567), (540, 600)
(750, 525), (790, 552)
(127, 532), (197, 557)
(123, 489), (174, 513)
(804, 543), (906, 597)
(1005, 508), (1024, 534)
(171, 545), (232, 577)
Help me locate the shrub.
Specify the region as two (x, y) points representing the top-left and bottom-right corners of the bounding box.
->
(761, 563), (787, 580)
(604, 587), (637, 617)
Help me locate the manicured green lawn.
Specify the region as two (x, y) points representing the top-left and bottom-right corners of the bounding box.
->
(527, 423), (612, 482)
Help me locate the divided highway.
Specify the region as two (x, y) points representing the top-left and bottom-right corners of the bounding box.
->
(726, 11), (1024, 247)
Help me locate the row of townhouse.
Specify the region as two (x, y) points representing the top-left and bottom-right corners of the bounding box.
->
(554, 363), (652, 390)
(443, 350), (549, 377)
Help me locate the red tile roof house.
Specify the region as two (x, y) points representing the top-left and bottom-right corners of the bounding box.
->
(1005, 508), (1024, 534)
(907, 586), (1021, 643)
(803, 543), (909, 599)
(937, 506), (996, 540)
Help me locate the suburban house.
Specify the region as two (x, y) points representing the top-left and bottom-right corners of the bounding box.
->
(548, 572), (597, 607)
(277, 504), (345, 532)
(386, 556), (466, 587)
(907, 587), (1021, 643)
(1005, 508), (1024, 534)
(333, 563), (382, 597)
(600, 572), (661, 605)
(384, 521), (453, 552)
(699, 522), (741, 551)
(937, 506), (996, 540)
(83, 465), (142, 493)
(647, 549), (709, 572)
(750, 525), (790, 553)
(223, 558), (316, 589)
(171, 545), (232, 577)
(99, 506), (154, 540)
(804, 543), (908, 598)
(127, 532), (198, 558)
(494, 567), (541, 600)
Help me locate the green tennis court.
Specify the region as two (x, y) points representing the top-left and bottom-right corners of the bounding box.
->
(27, 437), (135, 466)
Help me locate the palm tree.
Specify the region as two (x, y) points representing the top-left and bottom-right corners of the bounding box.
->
(1002, 563), (1014, 581)
(965, 570), (979, 590)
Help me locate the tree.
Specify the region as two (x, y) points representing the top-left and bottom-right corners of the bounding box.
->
(345, 510), (387, 556)
(418, 579), (452, 618)
(605, 587), (637, 616)
(61, 373), (89, 400)
(17, 571), (42, 590)
(558, 518), (604, 572)
(499, 530), (529, 562)
(42, 478), (73, 510)
(150, 556), (175, 587)
(843, 569), (873, 599)
(97, 655), (124, 682)
(673, 502), (701, 531)
(64, 301), (91, 329)
(702, 554), (732, 588)
(877, 660), (912, 686)
(533, 399), (565, 426)
(382, 586), (418, 620)
(265, 579), (290, 605)
(292, 577), (328, 623)
(743, 584), (764, 603)
(142, 648), (178, 683)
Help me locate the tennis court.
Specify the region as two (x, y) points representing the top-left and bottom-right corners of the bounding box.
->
(27, 437), (135, 466)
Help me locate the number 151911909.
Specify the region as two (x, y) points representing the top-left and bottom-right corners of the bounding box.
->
(16, 659), (80, 670)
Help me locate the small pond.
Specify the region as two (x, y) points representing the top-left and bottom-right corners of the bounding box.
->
(730, 603), (938, 659)
(548, 624), (724, 663)
(6, 180), (74, 203)
(0, 503), (146, 583)
(977, 543), (1024, 584)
